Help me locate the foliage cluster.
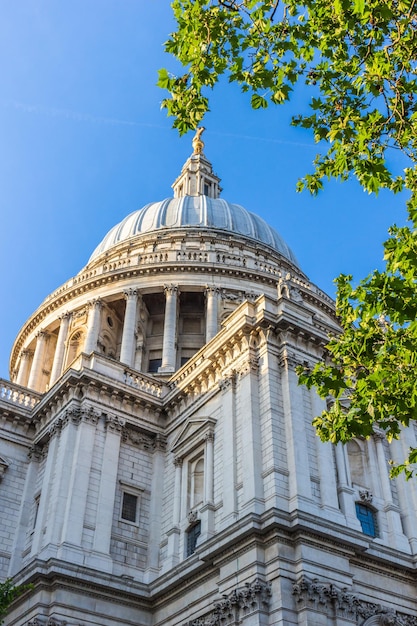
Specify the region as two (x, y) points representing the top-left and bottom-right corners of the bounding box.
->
(159, 0), (417, 475)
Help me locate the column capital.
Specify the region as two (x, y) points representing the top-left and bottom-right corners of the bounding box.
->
(173, 457), (183, 468)
(20, 348), (34, 360)
(205, 285), (220, 296)
(164, 284), (179, 296)
(105, 414), (126, 433)
(58, 311), (72, 322)
(124, 288), (139, 300)
(35, 329), (49, 341)
(87, 297), (103, 310)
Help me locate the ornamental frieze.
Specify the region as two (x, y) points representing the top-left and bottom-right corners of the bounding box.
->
(292, 576), (416, 625)
(185, 578), (272, 626)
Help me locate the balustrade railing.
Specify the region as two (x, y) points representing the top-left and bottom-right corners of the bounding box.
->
(0, 379), (41, 409)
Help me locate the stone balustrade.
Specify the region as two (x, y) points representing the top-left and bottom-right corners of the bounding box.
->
(0, 379), (41, 409)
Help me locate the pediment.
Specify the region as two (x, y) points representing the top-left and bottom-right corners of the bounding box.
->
(171, 417), (216, 458)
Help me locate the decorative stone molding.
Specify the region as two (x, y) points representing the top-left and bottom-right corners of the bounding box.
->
(292, 576), (416, 626)
(87, 297), (103, 310)
(26, 618), (69, 626)
(124, 288), (138, 300)
(188, 509), (199, 524)
(105, 414), (126, 432)
(28, 445), (43, 462)
(164, 284), (179, 296)
(186, 578), (272, 626)
(238, 356), (259, 377)
(123, 429), (155, 450)
(359, 489), (373, 504)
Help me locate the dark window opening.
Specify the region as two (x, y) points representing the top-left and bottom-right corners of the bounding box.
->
(355, 503), (378, 537)
(186, 521), (201, 557)
(148, 358), (162, 373)
(121, 492), (138, 523)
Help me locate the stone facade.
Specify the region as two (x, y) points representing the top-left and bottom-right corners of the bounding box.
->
(1, 145), (416, 625)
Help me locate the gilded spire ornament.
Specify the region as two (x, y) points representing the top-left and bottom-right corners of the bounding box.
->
(192, 127), (205, 155)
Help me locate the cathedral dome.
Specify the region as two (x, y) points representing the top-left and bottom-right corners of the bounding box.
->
(89, 196), (299, 267)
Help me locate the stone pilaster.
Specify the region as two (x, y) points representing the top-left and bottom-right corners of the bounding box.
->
(89, 414), (125, 572)
(390, 434), (417, 553)
(57, 408), (99, 563)
(280, 352), (313, 510)
(334, 443), (361, 530)
(41, 410), (82, 555)
(238, 354), (264, 515)
(205, 286), (219, 342)
(31, 422), (62, 556)
(145, 435), (166, 582)
(120, 289), (138, 367)
(373, 432), (410, 551)
(49, 312), (72, 386)
(159, 285), (179, 373)
(310, 389), (342, 518)
(8, 446), (42, 575)
(220, 374), (238, 527)
(84, 298), (103, 354)
(164, 457), (182, 570)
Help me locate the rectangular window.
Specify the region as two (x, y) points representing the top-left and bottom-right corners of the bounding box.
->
(121, 492), (138, 523)
(33, 494), (41, 529)
(186, 521), (201, 557)
(148, 358), (162, 373)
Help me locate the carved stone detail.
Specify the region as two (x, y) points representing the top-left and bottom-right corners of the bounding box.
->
(28, 445), (43, 462)
(292, 577), (416, 625)
(188, 509), (199, 524)
(185, 578), (271, 626)
(359, 489), (373, 504)
(105, 414), (126, 432)
(123, 429), (155, 450)
(27, 618), (69, 626)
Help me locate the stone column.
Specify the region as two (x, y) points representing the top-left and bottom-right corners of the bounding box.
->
(159, 285), (179, 372)
(120, 289), (138, 367)
(89, 414), (124, 572)
(84, 299), (102, 354)
(373, 432), (410, 551)
(49, 313), (72, 386)
(27, 330), (48, 392)
(145, 436), (166, 582)
(205, 286), (219, 342)
(15, 349), (33, 387)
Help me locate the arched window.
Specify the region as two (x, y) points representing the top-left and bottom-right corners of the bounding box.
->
(65, 330), (85, 368)
(355, 502), (378, 537)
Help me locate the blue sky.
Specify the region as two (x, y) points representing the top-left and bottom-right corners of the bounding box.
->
(0, 1), (408, 379)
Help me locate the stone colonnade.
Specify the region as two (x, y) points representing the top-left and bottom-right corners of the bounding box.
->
(15, 285), (222, 392)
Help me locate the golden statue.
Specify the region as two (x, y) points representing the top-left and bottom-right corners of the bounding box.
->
(192, 126), (205, 155)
